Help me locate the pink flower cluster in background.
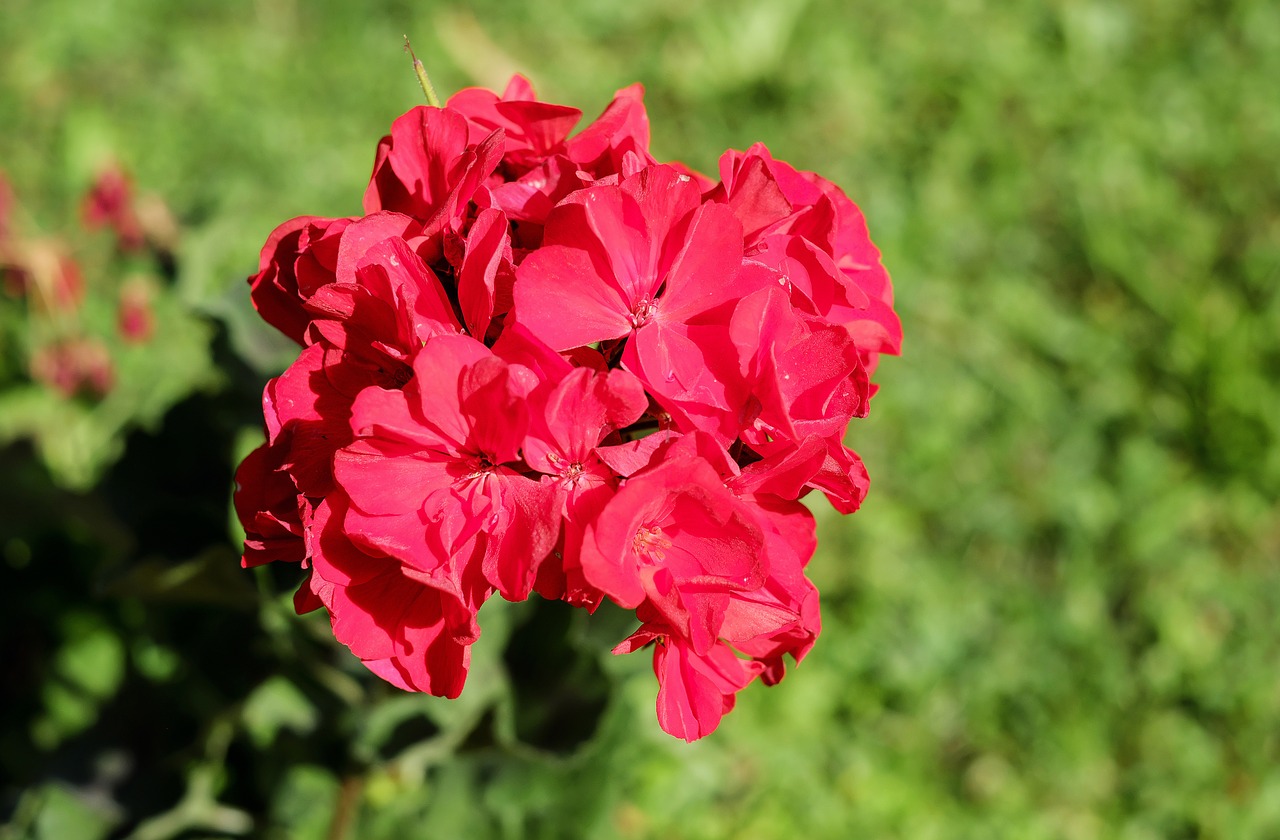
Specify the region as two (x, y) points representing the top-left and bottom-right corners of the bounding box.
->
(235, 77), (901, 741)
(0, 166), (162, 399)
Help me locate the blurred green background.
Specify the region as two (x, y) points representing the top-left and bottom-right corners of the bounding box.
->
(2, 0), (1278, 837)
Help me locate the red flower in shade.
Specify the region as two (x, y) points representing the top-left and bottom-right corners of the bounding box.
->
(82, 165), (145, 251)
(117, 282), (154, 343)
(247, 215), (344, 346)
(31, 337), (114, 398)
(234, 75), (900, 741)
(234, 442), (307, 568)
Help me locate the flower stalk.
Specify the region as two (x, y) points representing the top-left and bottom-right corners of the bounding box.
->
(403, 36), (441, 107)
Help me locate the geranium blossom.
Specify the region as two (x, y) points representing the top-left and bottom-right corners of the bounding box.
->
(235, 74), (900, 741)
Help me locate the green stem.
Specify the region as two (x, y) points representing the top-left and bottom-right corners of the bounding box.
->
(403, 36), (441, 108)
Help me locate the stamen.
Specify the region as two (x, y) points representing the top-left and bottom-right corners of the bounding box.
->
(629, 296), (658, 328)
(466, 453), (497, 480)
(632, 524), (673, 561)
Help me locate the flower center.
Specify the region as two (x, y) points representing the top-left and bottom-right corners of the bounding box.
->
(382, 360), (413, 389)
(546, 451), (589, 487)
(632, 524), (672, 561)
(629, 296), (658, 328)
(466, 453), (496, 480)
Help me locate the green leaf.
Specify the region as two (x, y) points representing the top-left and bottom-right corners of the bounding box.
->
(31, 613), (126, 749)
(28, 784), (119, 840)
(267, 766), (340, 840)
(242, 676), (319, 749)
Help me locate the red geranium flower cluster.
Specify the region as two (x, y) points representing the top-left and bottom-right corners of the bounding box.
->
(235, 76), (900, 741)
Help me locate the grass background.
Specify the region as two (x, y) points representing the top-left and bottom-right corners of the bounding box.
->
(2, 0), (1278, 837)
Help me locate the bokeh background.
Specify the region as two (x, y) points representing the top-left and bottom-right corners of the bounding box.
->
(3, 0), (1279, 837)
